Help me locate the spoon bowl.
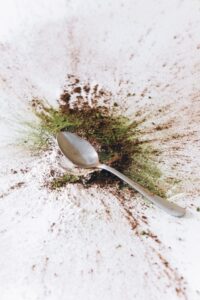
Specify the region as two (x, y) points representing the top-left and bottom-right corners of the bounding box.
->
(57, 131), (99, 168)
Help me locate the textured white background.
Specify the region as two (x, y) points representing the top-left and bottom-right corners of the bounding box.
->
(0, 1), (200, 299)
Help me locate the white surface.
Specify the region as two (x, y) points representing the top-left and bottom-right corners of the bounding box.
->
(0, 1), (200, 299)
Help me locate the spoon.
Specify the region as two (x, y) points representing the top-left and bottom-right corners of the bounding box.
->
(57, 131), (186, 217)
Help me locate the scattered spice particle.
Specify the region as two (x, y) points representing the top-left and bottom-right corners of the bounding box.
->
(29, 74), (175, 198)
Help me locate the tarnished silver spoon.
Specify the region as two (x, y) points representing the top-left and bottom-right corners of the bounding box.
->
(57, 131), (185, 217)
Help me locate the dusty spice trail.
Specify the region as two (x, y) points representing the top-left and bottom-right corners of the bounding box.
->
(113, 188), (188, 299)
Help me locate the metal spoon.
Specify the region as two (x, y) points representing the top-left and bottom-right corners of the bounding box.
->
(57, 131), (186, 217)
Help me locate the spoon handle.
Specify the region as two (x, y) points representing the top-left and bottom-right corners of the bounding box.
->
(99, 164), (185, 217)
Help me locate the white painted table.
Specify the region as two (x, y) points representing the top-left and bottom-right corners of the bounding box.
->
(0, 1), (200, 299)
